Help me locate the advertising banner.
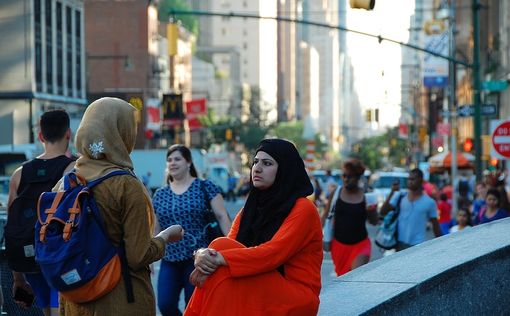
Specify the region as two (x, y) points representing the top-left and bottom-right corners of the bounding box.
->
(423, 20), (449, 88)
(186, 98), (207, 131)
(162, 93), (184, 128)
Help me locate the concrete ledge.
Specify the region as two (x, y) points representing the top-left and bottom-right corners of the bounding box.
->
(319, 218), (510, 315)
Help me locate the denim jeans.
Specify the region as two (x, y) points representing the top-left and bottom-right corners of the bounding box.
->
(157, 259), (195, 316)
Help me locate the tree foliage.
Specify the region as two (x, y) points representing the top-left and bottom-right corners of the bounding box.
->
(270, 121), (327, 158)
(350, 127), (408, 171)
(158, 0), (198, 36)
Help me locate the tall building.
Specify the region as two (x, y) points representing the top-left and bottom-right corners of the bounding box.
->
(303, 0), (341, 151)
(0, 0), (87, 145)
(193, 0), (278, 124)
(277, 0), (297, 122)
(299, 42), (320, 124)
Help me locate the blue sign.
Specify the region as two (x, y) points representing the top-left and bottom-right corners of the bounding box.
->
(424, 76), (448, 88)
(457, 104), (497, 117)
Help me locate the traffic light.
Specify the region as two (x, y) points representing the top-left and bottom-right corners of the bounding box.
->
(365, 109), (372, 122)
(167, 23), (178, 56)
(350, 0), (375, 10)
(225, 128), (232, 141)
(463, 138), (473, 152)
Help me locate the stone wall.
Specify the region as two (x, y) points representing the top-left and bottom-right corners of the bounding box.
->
(319, 218), (510, 315)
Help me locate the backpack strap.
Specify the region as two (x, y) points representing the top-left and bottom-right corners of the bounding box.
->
(87, 170), (133, 188)
(119, 230), (135, 303)
(83, 169), (136, 303)
(37, 191), (65, 242)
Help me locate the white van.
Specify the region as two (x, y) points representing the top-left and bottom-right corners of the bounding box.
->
(370, 171), (409, 206)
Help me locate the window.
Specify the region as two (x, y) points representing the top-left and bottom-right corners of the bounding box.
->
(75, 10), (82, 95)
(243, 42), (248, 50)
(66, 6), (72, 93)
(45, 0), (53, 93)
(221, 28), (226, 36)
(34, 0), (42, 91)
(56, 2), (63, 95)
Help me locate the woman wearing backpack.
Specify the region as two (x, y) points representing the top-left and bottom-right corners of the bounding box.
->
(322, 158), (379, 276)
(59, 97), (184, 316)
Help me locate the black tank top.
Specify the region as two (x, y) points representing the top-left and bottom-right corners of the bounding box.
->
(17, 155), (75, 196)
(333, 189), (368, 244)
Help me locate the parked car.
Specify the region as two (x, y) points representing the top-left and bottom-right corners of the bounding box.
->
(370, 171), (409, 206)
(311, 169), (342, 192)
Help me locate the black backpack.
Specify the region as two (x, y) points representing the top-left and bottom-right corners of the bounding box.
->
(5, 156), (74, 273)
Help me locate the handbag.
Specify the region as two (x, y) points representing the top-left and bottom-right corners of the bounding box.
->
(375, 192), (406, 250)
(200, 180), (223, 243)
(323, 186), (341, 243)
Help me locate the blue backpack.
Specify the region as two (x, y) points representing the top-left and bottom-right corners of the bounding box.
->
(375, 192), (406, 250)
(35, 170), (134, 303)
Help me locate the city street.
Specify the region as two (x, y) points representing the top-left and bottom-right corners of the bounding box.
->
(151, 198), (390, 315)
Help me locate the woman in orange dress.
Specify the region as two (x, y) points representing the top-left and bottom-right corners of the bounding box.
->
(184, 139), (323, 316)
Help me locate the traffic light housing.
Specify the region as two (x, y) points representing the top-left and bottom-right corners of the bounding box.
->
(350, 0), (375, 10)
(167, 23), (178, 56)
(365, 109), (372, 122)
(463, 138), (473, 152)
(225, 128), (232, 141)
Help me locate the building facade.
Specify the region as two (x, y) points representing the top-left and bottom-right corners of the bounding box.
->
(84, 0), (160, 149)
(0, 0), (87, 146)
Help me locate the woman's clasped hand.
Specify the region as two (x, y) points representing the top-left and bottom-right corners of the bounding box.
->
(190, 248), (225, 287)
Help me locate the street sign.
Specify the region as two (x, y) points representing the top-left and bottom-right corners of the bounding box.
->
(491, 120), (510, 159)
(457, 104), (497, 117)
(482, 80), (508, 92)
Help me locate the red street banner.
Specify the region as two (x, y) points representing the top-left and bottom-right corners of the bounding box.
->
(186, 98), (207, 131)
(398, 123), (408, 139)
(146, 98), (161, 131)
(436, 122), (450, 136)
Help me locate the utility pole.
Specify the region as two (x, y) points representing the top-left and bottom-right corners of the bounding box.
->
(472, 0), (482, 181)
(449, 0), (458, 213)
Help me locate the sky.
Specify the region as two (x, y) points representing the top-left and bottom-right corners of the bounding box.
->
(346, 0), (416, 128)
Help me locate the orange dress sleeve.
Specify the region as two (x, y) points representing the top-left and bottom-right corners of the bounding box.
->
(220, 198), (321, 277)
(226, 207), (242, 239)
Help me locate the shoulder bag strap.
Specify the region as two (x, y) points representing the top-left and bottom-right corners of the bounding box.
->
(119, 227), (135, 303)
(327, 185), (342, 218)
(395, 192), (406, 217)
(199, 180), (212, 211)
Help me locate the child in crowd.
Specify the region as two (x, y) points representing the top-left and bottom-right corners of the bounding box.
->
(449, 208), (471, 233)
(437, 192), (452, 235)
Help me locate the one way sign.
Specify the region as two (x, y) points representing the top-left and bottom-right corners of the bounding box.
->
(457, 104), (497, 117)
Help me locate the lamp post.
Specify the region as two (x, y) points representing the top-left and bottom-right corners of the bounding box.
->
(472, 0), (482, 181)
(448, 1), (459, 214)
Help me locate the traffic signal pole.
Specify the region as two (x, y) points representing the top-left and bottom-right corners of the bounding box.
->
(171, 9), (483, 179)
(169, 10), (471, 68)
(472, 0), (483, 181)
(449, 0), (458, 214)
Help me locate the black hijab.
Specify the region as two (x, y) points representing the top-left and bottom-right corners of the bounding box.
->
(236, 139), (313, 247)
